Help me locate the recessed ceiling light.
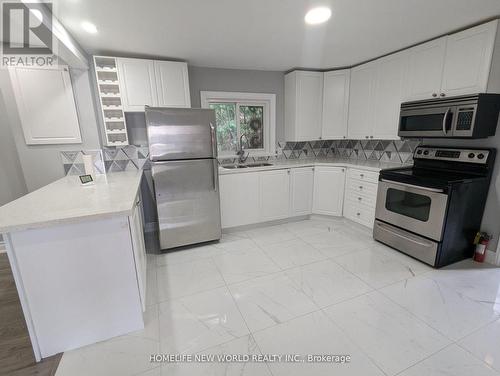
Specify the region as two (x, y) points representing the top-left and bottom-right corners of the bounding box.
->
(81, 21), (98, 34)
(304, 7), (332, 25)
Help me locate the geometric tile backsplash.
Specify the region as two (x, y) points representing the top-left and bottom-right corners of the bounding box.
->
(61, 146), (149, 175)
(278, 139), (421, 164)
(220, 139), (420, 165)
(61, 139), (419, 175)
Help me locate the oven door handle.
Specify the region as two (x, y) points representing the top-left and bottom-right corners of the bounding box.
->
(380, 179), (445, 193)
(442, 107), (451, 135)
(375, 221), (435, 247)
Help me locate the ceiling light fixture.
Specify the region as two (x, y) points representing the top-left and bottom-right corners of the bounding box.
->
(304, 7), (332, 25)
(81, 21), (98, 34)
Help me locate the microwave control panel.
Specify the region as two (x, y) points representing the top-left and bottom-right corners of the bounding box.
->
(455, 108), (475, 131)
(414, 147), (489, 164)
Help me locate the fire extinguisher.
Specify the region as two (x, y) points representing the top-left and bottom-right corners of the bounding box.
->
(473, 232), (491, 263)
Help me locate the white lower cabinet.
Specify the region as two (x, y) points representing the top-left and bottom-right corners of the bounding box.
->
(220, 166), (378, 229)
(260, 169), (291, 221)
(343, 168), (379, 228)
(290, 167), (314, 216)
(312, 166), (346, 216)
(219, 172), (260, 228)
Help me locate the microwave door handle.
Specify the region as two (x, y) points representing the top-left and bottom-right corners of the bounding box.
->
(442, 107), (451, 135)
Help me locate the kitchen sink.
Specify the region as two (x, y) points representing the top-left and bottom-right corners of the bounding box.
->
(222, 164), (248, 169)
(222, 162), (273, 169)
(246, 163), (273, 167)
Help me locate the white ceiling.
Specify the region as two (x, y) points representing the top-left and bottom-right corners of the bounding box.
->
(54, 0), (500, 71)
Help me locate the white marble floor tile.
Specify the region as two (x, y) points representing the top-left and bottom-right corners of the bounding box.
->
(426, 266), (500, 313)
(282, 219), (335, 237)
(284, 260), (372, 308)
(245, 225), (297, 246)
(158, 287), (249, 354)
(398, 345), (499, 376)
(324, 291), (450, 376)
(335, 247), (424, 289)
(213, 238), (259, 252)
(56, 334), (159, 376)
(160, 335), (272, 376)
(459, 318), (500, 372)
(157, 258), (225, 301)
(259, 238), (327, 269)
(380, 275), (500, 341)
(156, 244), (224, 266)
(299, 230), (355, 250)
(253, 310), (385, 376)
(229, 272), (317, 332)
(213, 248), (280, 285)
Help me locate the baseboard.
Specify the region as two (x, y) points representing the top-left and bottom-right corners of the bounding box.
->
(222, 215), (310, 233)
(485, 249), (499, 266)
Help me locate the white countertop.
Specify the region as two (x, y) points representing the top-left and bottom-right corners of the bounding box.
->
(218, 158), (408, 175)
(0, 171), (143, 233)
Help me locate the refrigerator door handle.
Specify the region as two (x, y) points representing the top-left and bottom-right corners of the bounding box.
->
(213, 159), (218, 192)
(210, 123), (217, 158)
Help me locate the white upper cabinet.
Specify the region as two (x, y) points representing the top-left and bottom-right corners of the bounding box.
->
(405, 37), (447, 101)
(290, 167), (314, 216)
(347, 62), (377, 140)
(406, 20), (498, 101)
(312, 166), (345, 216)
(117, 58), (158, 111)
(441, 20), (497, 97)
(154, 61), (191, 108)
(9, 66), (82, 145)
(259, 169), (291, 221)
(116, 57), (191, 112)
(322, 69), (350, 139)
(373, 51), (409, 139)
(285, 71), (323, 141)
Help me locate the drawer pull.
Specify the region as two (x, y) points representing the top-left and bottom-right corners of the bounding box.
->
(358, 197), (362, 201)
(356, 212), (361, 216)
(360, 174), (364, 178)
(359, 186), (363, 189)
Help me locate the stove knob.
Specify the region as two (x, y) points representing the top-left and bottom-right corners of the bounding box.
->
(416, 150), (423, 155)
(468, 153), (475, 159)
(423, 150), (429, 156)
(477, 153), (485, 160)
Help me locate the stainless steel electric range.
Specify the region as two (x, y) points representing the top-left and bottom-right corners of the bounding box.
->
(374, 146), (496, 268)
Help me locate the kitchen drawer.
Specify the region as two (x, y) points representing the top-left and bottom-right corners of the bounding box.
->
(345, 189), (377, 208)
(346, 179), (378, 197)
(347, 168), (379, 184)
(344, 200), (376, 228)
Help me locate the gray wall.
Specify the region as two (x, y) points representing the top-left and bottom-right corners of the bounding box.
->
(188, 66), (285, 142)
(0, 91), (27, 205)
(0, 68), (101, 192)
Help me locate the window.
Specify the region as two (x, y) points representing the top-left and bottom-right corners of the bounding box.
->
(201, 91), (276, 157)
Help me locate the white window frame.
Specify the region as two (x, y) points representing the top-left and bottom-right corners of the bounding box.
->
(200, 91), (276, 158)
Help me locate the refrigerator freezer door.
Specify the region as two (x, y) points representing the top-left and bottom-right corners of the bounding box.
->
(145, 107), (217, 161)
(152, 159), (221, 249)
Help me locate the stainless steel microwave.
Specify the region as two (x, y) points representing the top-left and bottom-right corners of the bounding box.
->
(398, 93), (500, 138)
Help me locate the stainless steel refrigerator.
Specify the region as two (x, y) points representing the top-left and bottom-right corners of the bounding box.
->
(145, 107), (221, 250)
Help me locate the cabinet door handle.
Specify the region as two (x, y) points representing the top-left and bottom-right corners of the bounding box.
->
(287, 170), (290, 175)
(432, 93), (438, 97)
(360, 174), (364, 178)
(358, 197), (362, 201)
(356, 212), (361, 216)
(440, 93), (446, 97)
(359, 186), (363, 189)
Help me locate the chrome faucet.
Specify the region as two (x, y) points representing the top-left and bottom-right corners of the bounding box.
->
(236, 133), (249, 164)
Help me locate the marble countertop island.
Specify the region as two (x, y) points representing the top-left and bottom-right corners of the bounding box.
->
(0, 170), (143, 233)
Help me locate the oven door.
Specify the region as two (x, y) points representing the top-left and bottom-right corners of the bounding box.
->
(398, 105), (455, 138)
(375, 179), (449, 241)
